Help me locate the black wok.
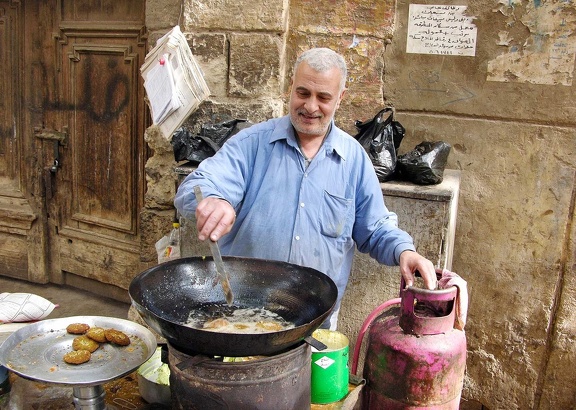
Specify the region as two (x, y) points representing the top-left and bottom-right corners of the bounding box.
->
(129, 256), (338, 357)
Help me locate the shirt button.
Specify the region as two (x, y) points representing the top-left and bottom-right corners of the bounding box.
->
(300, 202), (305, 207)
(295, 236), (300, 241)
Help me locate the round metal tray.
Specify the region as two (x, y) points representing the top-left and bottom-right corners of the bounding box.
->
(0, 316), (157, 387)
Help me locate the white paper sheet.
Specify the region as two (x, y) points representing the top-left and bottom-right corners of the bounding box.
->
(144, 54), (181, 124)
(406, 5), (477, 56)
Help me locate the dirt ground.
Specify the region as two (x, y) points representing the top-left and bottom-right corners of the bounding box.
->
(0, 276), (131, 320)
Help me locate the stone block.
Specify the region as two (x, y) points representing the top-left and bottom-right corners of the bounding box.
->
(186, 33), (227, 98)
(385, 1), (576, 122)
(183, 0), (286, 31)
(145, 0), (181, 30)
(143, 126), (177, 209)
(140, 209), (176, 263)
(229, 33), (283, 97)
(289, 0), (396, 38)
(144, 154), (178, 209)
(144, 125), (173, 154)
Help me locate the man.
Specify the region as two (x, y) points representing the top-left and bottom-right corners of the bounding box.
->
(175, 47), (436, 329)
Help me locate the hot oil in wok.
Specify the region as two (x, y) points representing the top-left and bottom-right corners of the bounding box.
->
(184, 303), (295, 334)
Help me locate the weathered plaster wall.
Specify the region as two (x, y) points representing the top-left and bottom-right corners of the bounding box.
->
(142, 0), (576, 408)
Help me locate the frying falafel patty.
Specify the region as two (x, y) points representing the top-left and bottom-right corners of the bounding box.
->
(72, 335), (100, 353)
(63, 349), (92, 364)
(105, 329), (131, 346)
(66, 323), (90, 335)
(86, 326), (108, 343)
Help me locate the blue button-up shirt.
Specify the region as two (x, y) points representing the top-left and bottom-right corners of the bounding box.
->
(175, 115), (415, 327)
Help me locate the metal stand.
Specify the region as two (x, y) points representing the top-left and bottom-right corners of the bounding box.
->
(72, 385), (115, 410)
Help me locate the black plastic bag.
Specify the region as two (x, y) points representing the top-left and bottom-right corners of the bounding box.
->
(396, 141), (451, 185)
(171, 119), (252, 163)
(353, 108), (405, 182)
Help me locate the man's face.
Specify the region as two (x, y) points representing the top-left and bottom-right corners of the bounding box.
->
(289, 62), (345, 140)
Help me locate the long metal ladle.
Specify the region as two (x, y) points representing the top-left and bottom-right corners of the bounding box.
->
(193, 185), (234, 306)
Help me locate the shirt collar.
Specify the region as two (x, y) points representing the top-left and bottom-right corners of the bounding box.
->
(271, 115), (347, 161)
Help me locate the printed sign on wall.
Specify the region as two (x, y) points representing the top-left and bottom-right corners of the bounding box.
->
(406, 5), (477, 56)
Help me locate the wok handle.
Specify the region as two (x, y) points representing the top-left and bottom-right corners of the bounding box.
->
(305, 336), (327, 351)
(176, 354), (213, 371)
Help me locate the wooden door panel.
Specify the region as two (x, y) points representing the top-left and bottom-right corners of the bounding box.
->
(63, 42), (139, 234)
(0, 1), (42, 282)
(0, 2), (21, 193)
(60, 1), (145, 23)
(53, 15), (147, 287)
(57, 228), (141, 290)
(0, 2), (20, 191)
(0, 0), (147, 289)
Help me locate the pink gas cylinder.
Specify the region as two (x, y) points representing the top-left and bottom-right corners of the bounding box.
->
(358, 280), (466, 409)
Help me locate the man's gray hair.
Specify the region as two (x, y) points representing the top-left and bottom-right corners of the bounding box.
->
(293, 48), (348, 92)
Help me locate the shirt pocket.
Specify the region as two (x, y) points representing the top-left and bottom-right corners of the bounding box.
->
(319, 190), (353, 238)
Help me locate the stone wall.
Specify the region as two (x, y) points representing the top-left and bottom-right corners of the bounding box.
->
(142, 0), (576, 408)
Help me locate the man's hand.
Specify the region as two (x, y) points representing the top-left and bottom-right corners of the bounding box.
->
(399, 250), (437, 289)
(195, 197), (236, 242)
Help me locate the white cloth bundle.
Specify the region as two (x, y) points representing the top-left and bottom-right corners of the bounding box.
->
(0, 292), (57, 323)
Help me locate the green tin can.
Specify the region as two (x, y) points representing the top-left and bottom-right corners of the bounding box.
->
(310, 329), (349, 404)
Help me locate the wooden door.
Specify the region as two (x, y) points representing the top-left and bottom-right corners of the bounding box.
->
(0, 1), (148, 298)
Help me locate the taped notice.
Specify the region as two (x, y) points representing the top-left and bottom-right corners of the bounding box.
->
(407, 5), (477, 56)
